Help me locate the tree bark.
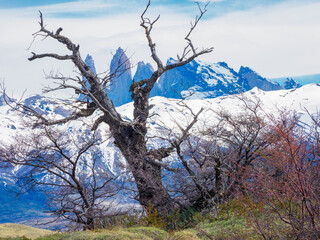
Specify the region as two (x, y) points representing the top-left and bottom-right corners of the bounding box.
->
(23, 2), (213, 217)
(126, 152), (174, 214)
(112, 121), (175, 214)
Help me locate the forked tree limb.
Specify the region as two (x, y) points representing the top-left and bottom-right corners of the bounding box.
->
(21, 2), (213, 215)
(138, 0), (213, 95)
(28, 11), (123, 129)
(140, 2), (163, 69)
(184, 1), (210, 55)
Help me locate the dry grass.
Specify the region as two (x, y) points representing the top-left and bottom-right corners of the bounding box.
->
(35, 227), (169, 240)
(0, 223), (53, 239)
(171, 230), (201, 240)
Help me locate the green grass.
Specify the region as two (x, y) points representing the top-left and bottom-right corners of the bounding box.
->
(33, 218), (256, 240)
(171, 230), (200, 240)
(0, 223), (53, 239)
(0, 221), (252, 240)
(34, 228), (202, 240)
(0, 214), (259, 240)
(198, 216), (257, 239)
(125, 227), (168, 240)
(35, 227), (168, 240)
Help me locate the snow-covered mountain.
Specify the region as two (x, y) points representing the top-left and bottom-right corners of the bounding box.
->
(82, 49), (286, 106)
(0, 83), (320, 225)
(1, 84), (320, 180)
(1, 46), (318, 224)
(152, 59), (250, 99)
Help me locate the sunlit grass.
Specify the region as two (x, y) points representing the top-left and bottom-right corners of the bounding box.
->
(0, 223), (53, 239)
(35, 227), (168, 240)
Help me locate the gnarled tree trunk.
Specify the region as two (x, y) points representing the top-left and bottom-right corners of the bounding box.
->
(22, 0), (212, 216)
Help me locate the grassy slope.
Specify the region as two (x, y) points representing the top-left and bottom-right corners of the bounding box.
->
(34, 218), (256, 240)
(0, 223), (53, 239)
(36, 227), (169, 240)
(0, 216), (258, 240)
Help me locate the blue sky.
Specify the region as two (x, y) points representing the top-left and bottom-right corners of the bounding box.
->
(0, 0), (319, 96)
(0, 0), (284, 9)
(0, 0), (314, 17)
(0, 0), (78, 8)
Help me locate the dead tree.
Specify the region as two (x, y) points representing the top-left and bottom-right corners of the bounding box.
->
(24, 1), (213, 215)
(0, 124), (119, 230)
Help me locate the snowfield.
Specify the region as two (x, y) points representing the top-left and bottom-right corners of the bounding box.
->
(1, 83), (320, 181)
(0, 83), (319, 226)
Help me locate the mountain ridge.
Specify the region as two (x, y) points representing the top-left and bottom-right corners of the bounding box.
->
(81, 49), (287, 106)
(272, 73), (320, 86)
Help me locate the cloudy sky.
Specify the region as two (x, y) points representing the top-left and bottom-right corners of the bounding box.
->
(0, 0), (319, 96)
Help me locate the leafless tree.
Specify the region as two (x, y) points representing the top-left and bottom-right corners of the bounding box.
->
(239, 110), (320, 239)
(0, 124), (120, 230)
(167, 95), (269, 210)
(11, 0), (213, 216)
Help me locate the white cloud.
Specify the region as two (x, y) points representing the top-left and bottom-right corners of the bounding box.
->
(202, 1), (320, 78)
(0, 0), (319, 97)
(39, 0), (117, 13)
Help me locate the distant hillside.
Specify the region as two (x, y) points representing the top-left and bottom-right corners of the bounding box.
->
(272, 74), (320, 85)
(0, 185), (44, 222)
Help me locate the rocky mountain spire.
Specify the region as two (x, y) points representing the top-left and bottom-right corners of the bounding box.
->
(79, 54), (97, 101)
(108, 47), (132, 107)
(282, 78), (302, 89)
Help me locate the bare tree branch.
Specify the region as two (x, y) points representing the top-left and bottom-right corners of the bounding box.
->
(28, 52), (74, 61)
(17, 1), (214, 217)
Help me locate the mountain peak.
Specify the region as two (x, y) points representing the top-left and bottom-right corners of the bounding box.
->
(239, 66), (255, 75)
(84, 54), (96, 75)
(217, 61), (229, 68)
(111, 47), (131, 71)
(108, 48), (132, 107)
(166, 57), (177, 65)
(115, 47), (125, 56)
(282, 78), (302, 89)
(134, 61), (154, 82)
(239, 66), (282, 91)
(81, 48), (290, 106)
(85, 54), (93, 61)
